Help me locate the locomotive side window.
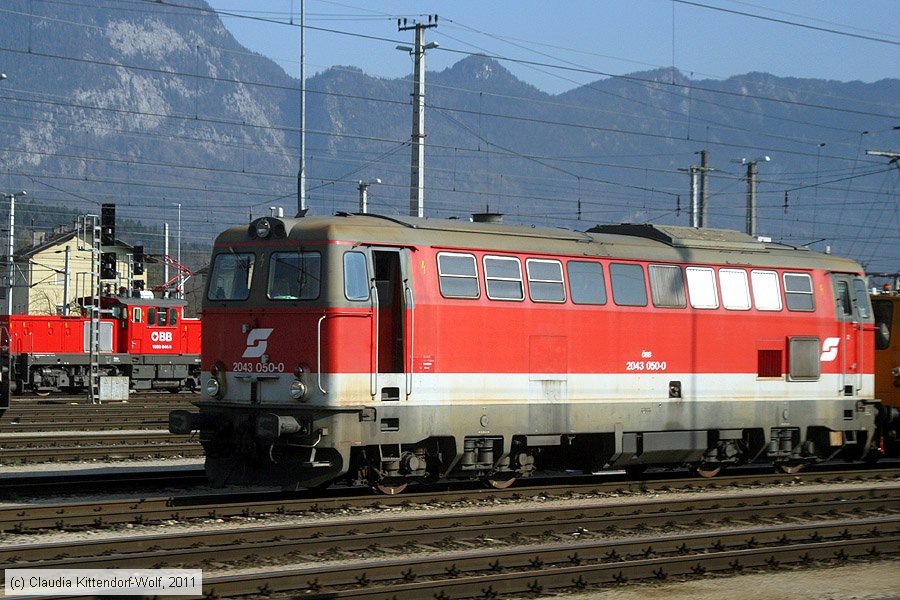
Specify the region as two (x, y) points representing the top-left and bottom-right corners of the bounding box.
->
(267, 252), (321, 300)
(132, 307), (141, 323)
(169, 308), (178, 326)
(610, 263), (648, 307)
(484, 256), (524, 301)
(685, 267), (719, 309)
(835, 281), (853, 317)
(343, 251), (370, 301)
(852, 279), (871, 320)
(208, 252), (255, 301)
(158, 308), (168, 326)
(526, 259), (565, 303)
(148, 307), (157, 324)
(437, 252), (479, 298)
(567, 261), (606, 305)
(648, 264), (686, 308)
(751, 270), (782, 311)
(783, 273), (815, 311)
(720, 269), (751, 310)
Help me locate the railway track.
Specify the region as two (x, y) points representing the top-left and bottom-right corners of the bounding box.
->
(1, 396), (195, 433)
(3, 467), (897, 533)
(2, 481), (898, 598)
(0, 430), (201, 464)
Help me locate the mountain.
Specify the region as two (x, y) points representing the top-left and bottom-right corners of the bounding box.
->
(0, 0), (897, 272)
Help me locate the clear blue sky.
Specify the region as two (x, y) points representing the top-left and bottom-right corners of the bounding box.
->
(205, 0), (900, 93)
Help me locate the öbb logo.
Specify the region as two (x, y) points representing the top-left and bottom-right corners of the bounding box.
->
(243, 328), (274, 358)
(150, 331), (173, 342)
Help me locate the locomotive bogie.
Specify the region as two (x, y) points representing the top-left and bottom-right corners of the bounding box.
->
(178, 215), (880, 490)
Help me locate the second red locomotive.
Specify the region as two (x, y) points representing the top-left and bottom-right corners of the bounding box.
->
(1, 294), (201, 396)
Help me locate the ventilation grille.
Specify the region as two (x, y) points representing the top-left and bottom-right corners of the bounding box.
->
(758, 349), (782, 378)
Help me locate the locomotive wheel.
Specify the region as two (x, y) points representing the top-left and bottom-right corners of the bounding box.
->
(373, 480), (408, 495)
(486, 475), (517, 489)
(776, 462), (805, 474)
(695, 464), (721, 478)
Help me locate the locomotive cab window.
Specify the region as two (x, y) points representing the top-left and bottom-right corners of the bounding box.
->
(784, 273), (815, 311)
(686, 267), (719, 309)
(852, 279), (872, 320)
(344, 251), (370, 301)
(526, 259), (565, 303)
(267, 252), (321, 300)
(751, 270), (782, 311)
(720, 269), (751, 310)
(208, 252), (255, 301)
(437, 252), (479, 299)
(567, 261), (606, 305)
(132, 307), (141, 323)
(648, 264), (686, 308)
(610, 263), (648, 307)
(484, 256), (524, 301)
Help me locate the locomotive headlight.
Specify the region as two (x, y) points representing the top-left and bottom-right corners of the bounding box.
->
(290, 378), (307, 401)
(255, 218), (272, 239)
(206, 376), (223, 399)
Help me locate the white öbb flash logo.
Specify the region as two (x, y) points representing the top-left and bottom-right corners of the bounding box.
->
(820, 337), (841, 362)
(243, 328), (274, 358)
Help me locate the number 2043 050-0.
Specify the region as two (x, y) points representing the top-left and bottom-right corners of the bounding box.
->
(625, 361), (667, 371)
(232, 361), (286, 373)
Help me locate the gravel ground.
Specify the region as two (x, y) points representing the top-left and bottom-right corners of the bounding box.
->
(564, 560), (899, 600)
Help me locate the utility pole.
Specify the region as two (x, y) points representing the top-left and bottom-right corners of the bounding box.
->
(398, 15), (438, 218)
(3, 191), (24, 315)
(679, 150), (713, 229)
(163, 223), (170, 299)
(678, 165), (701, 228)
(698, 150), (711, 227)
(358, 179), (381, 214)
(296, 0), (308, 217)
(740, 156), (769, 238)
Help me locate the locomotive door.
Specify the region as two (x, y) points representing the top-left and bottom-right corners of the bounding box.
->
(830, 273), (870, 394)
(370, 248), (413, 401)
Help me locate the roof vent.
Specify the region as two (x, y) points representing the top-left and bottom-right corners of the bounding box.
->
(472, 212), (503, 224)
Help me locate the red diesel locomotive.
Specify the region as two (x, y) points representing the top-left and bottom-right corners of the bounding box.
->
(171, 214), (879, 492)
(1, 295), (201, 396)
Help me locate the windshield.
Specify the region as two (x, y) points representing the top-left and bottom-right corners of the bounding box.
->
(267, 252), (321, 300)
(208, 252), (255, 300)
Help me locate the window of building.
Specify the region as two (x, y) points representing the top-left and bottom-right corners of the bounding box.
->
(720, 269), (751, 310)
(437, 252), (479, 299)
(784, 272), (815, 311)
(751, 270), (782, 311)
(343, 251), (369, 301)
(526, 259), (565, 303)
(484, 256), (524, 301)
(686, 267), (719, 309)
(610, 263), (647, 307)
(208, 252), (255, 301)
(267, 252), (321, 300)
(567, 261), (606, 305)
(648, 264), (686, 308)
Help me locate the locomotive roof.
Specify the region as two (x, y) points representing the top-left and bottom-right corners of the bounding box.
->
(214, 213), (862, 272)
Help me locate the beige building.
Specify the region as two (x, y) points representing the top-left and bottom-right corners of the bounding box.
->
(1, 229), (147, 315)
